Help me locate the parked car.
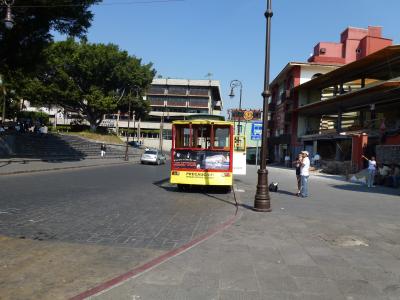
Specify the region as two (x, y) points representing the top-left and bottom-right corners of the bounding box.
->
(128, 141), (141, 148)
(140, 149), (166, 165)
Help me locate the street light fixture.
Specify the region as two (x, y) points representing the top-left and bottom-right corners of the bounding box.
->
(254, 0), (273, 212)
(2, 0), (15, 30)
(124, 86), (139, 161)
(229, 80), (243, 136)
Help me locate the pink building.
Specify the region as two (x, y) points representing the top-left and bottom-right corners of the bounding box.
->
(268, 26), (393, 163)
(308, 26), (392, 64)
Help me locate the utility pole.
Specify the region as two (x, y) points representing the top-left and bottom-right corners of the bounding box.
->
(116, 110), (120, 136)
(0, 74), (5, 122)
(124, 90), (132, 161)
(2, 86), (5, 122)
(159, 108), (164, 153)
(254, 0), (273, 212)
(138, 118), (141, 145)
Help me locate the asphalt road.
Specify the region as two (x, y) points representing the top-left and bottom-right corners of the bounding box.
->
(0, 162), (239, 299)
(0, 162), (237, 250)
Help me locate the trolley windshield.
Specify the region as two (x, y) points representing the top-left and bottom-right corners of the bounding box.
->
(172, 122), (233, 171)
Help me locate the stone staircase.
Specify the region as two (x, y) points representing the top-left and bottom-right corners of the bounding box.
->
(0, 133), (140, 161)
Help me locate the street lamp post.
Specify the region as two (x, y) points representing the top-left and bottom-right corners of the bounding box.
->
(125, 86), (139, 161)
(0, 75), (5, 122)
(254, 0), (273, 212)
(229, 80), (243, 136)
(124, 91), (132, 161)
(2, 0), (15, 30)
(0, 1), (15, 122)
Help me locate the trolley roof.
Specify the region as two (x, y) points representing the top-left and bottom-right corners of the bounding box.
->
(172, 119), (233, 126)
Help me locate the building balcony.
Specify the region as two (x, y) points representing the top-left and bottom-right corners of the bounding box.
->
(149, 100), (165, 106)
(166, 100), (187, 107)
(188, 98), (209, 108)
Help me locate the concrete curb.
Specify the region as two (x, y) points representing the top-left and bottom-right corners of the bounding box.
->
(70, 211), (242, 300)
(0, 159), (140, 176)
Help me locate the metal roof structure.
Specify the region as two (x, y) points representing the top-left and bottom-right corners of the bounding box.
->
(297, 79), (400, 115)
(295, 45), (400, 91)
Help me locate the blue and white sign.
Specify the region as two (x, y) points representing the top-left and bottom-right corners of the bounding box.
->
(251, 122), (263, 140)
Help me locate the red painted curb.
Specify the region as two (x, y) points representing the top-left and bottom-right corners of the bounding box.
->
(70, 211), (241, 300)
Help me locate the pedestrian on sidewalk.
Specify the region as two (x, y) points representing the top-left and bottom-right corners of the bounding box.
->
(300, 150), (310, 197)
(100, 143), (107, 157)
(313, 153), (321, 168)
(294, 153), (302, 196)
(362, 155), (377, 187)
(284, 154), (291, 168)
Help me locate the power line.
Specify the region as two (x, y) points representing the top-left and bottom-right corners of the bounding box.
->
(11, 0), (185, 9)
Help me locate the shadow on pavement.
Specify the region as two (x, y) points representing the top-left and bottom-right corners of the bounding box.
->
(0, 161), (11, 168)
(332, 183), (400, 196)
(277, 189), (297, 197)
(152, 177), (252, 212)
(1, 133), (85, 162)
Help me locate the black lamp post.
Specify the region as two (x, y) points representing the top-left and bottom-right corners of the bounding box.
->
(254, 0), (273, 212)
(229, 80), (243, 137)
(2, 0), (15, 29)
(124, 86), (139, 161)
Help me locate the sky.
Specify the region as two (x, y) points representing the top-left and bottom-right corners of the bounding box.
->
(57, 0), (400, 113)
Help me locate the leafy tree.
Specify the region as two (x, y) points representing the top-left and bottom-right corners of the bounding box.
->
(24, 39), (155, 130)
(0, 0), (100, 120)
(1, 0), (100, 71)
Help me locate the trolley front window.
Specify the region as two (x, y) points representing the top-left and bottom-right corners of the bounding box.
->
(172, 123), (232, 171)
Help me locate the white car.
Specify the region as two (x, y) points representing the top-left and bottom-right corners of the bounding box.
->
(140, 149), (166, 165)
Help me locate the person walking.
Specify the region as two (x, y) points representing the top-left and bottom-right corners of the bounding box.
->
(362, 155), (377, 187)
(294, 153), (302, 196)
(100, 143), (107, 157)
(300, 150), (310, 197)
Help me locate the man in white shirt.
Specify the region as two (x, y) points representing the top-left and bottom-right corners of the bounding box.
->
(300, 151), (310, 197)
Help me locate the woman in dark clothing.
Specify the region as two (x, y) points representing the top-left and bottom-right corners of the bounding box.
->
(294, 153), (302, 196)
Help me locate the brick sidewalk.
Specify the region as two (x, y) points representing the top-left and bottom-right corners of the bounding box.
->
(82, 166), (400, 300)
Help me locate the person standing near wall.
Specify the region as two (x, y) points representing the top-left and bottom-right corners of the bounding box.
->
(362, 155), (377, 188)
(100, 143), (107, 157)
(284, 154), (291, 168)
(300, 151), (310, 197)
(294, 153), (302, 196)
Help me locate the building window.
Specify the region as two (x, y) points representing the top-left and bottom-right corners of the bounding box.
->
(189, 98), (209, 108)
(168, 86), (187, 95)
(148, 96), (165, 106)
(311, 73), (322, 79)
(148, 86), (166, 94)
(166, 97), (187, 107)
(189, 87), (209, 96)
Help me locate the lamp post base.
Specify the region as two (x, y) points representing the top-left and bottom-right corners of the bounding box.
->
(253, 168), (271, 212)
